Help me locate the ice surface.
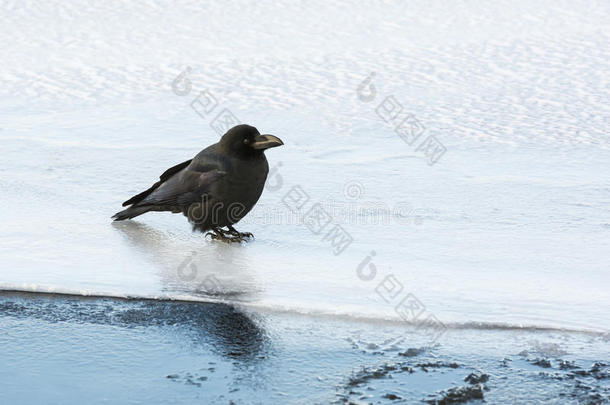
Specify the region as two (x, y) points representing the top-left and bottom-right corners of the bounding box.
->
(2, 292), (610, 404)
(1, 0), (609, 333)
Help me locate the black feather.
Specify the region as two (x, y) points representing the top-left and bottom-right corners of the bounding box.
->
(122, 159), (192, 207)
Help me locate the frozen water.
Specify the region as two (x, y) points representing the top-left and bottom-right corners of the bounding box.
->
(1, 0), (609, 334)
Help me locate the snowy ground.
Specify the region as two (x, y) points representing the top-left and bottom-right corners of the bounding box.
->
(1, 0), (609, 403)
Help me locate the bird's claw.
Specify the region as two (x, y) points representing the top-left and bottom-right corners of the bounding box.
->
(205, 227), (253, 243)
(206, 233), (243, 243)
(226, 226), (254, 239)
(228, 230), (253, 239)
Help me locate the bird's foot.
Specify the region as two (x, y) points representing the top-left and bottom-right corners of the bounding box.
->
(206, 232), (242, 243)
(205, 227), (252, 243)
(226, 226), (254, 240)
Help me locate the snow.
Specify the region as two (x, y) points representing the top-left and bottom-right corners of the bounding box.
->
(1, 0), (609, 333)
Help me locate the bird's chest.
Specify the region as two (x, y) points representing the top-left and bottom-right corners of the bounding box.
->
(214, 157), (268, 206)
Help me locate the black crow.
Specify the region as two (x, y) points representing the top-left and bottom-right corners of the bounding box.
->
(112, 124), (283, 242)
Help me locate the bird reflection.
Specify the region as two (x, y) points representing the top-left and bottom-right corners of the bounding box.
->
(111, 220), (261, 302)
(108, 220), (267, 361)
(117, 299), (268, 361)
(0, 291), (268, 362)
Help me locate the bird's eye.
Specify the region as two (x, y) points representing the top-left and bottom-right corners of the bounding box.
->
(243, 139), (250, 145)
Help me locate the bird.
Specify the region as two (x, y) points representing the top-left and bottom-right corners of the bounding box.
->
(112, 124), (283, 242)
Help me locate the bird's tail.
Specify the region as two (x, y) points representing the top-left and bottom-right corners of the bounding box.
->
(111, 206), (151, 221)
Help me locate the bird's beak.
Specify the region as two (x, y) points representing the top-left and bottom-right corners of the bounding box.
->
(251, 134), (284, 150)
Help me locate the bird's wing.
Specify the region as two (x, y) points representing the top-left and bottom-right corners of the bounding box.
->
(122, 159), (192, 207)
(136, 167), (226, 207)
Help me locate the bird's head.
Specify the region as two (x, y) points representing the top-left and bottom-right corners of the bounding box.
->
(219, 124), (283, 157)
